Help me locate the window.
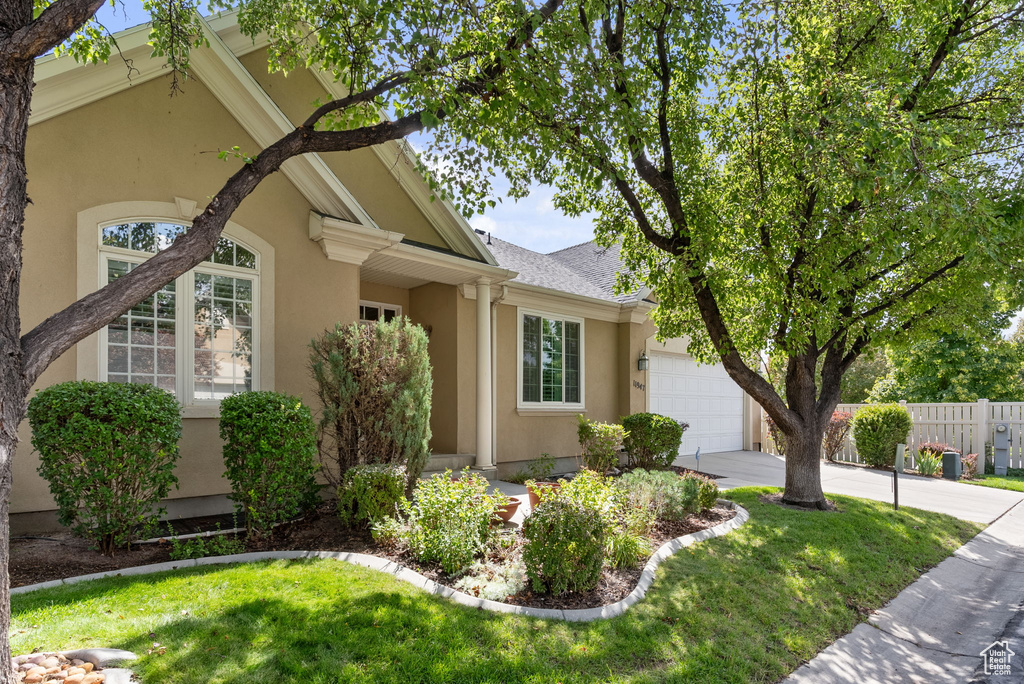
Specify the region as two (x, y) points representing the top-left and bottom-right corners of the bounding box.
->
(100, 221), (259, 402)
(359, 300), (401, 323)
(519, 310), (583, 407)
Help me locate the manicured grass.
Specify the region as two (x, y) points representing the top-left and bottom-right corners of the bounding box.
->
(964, 474), (1024, 492)
(12, 487), (979, 684)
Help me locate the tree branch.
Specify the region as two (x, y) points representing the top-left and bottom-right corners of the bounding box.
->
(0, 0), (107, 61)
(20, 0), (566, 385)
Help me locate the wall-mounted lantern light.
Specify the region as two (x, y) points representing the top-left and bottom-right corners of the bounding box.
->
(637, 351), (649, 371)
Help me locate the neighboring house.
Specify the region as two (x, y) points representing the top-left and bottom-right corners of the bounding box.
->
(12, 13), (757, 533)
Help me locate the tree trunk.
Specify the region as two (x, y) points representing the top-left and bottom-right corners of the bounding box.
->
(0, 44), (34, 684)
(780, 424), (827, 508)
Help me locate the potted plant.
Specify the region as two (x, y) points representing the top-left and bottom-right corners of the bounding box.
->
(494, 497), (522, 523)
(526, 479), (563, 508)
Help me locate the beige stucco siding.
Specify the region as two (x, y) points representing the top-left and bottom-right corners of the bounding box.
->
(360, 282), (410, 314)
(16, 71), (361, 515)
(408, 283), (460, 454)
(492, 303), (622, 466)
(236, 52), (448, 251)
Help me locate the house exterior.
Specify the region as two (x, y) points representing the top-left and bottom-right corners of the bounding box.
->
(11, 13), (757, 533)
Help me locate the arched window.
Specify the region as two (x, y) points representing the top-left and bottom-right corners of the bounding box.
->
(99, 221), (260, 402)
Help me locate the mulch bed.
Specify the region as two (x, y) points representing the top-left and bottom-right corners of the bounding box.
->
(667, 466), (724, 480)
(12, 501), (737, 611)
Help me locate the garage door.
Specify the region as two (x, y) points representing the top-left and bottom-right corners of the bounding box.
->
(649, 352), (744, 456)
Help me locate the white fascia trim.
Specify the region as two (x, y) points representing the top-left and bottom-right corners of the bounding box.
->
(30, 11), (268, 127)
(380, 242), (514, 283)
(190, 16), (377, 227)
(309, 212), (403, 265)
(465, 282), (624, 323)
(307, 69), (498, 266)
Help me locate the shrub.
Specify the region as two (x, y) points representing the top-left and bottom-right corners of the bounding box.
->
(28, 381), (182, 555)
(606, 530), (651, 569)
(915, 451), (942, 476)
(961, 453), (978, 480)
(686, 472), (720, 513)
(822, 411), (853, 462)
(219, 391), (320, 539)
(850, 403), (913, 468)
(401, 470), (499, 575)
(917, 441), (960, 458)
(765, 414), (787, 455)
(621, 413), (687, 469)
(309, 317), (432, 490)
(523, 499), (606, 594)
(370, 515), (405, 550)
(546, 469), (618, 523)
(576, 415), (627, 473)
(617, 469), (697, 521)
(169, 533), (245, 561)
(453, 559), (528, 601)
(337, 463), (407, 528)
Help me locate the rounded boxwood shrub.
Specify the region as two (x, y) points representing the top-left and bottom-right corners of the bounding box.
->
(522, 499), (606, 595)
(851, 403), (914, 469)
(622, 413), (687, 469)
(219, 391), (319, 539)
(337, 463), (407, 528)
(28, 381), (182, 555)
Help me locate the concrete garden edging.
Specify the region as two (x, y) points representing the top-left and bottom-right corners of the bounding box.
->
(12, 499), (749, 622)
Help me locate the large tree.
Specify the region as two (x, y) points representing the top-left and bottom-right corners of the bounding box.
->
(433, 0), (1024, 508)
(0, 0), (564, 678)
(870, 333), (1024, 403)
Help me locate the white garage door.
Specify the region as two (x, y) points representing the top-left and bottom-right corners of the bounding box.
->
(649, 352), (744, 456)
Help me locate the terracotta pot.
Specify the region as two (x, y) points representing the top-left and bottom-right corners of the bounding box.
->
(527, 482), (561, 509)
(494, 498), (522, 523)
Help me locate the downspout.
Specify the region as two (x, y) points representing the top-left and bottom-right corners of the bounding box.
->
(491, 284), (508, 468)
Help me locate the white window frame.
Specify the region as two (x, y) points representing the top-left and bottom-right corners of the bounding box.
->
(516, 307), (585, 410)
(359, 299), (403, 324)
(96, 219), (261, 410)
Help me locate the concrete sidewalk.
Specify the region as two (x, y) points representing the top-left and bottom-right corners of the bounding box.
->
(783, 499), (1024, 683)
(675, 450), (1024, 524)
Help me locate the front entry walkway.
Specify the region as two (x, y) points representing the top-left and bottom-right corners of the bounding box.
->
(675, 450), (1024, 524)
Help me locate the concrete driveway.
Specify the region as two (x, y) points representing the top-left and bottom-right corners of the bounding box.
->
(675, 449), (1024, 524)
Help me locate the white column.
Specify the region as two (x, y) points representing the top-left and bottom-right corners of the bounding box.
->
(475, 279), (493, 469)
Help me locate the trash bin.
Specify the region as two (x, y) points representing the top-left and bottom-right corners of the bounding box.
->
(942, 451), (962, 480)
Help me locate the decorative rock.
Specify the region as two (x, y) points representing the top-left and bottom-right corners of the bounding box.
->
(81, 674), (104, 684)
(64, 675), (85, 684)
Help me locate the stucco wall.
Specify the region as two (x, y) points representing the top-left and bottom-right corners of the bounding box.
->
(15, 70), (362, 517)
(492, 302), (622, 470)
(408, 283), (461, 454)
(237, 52), (449, 250)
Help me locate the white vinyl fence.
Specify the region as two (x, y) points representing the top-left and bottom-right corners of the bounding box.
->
(762, 399), (1024, 470)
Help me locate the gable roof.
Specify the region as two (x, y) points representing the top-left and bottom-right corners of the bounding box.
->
(30, 11), (496, 265)
(484, 234), (646, 304)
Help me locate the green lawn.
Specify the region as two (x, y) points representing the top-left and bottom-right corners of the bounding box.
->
(12, 487), (980, 684)
(965, 474), (1024, 492)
